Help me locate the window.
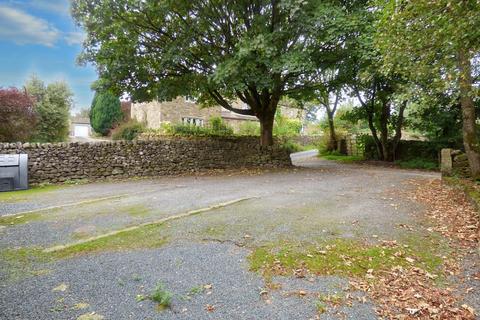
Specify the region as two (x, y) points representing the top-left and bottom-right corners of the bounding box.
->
(185, 96), (197, 103)
(182, 117), (204, 127)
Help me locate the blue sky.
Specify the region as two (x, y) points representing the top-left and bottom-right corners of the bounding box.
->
(0, 0), (96, 113)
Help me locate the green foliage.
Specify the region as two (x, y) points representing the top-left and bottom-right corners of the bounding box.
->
(162, 117), (233, 137)
(273, 111), (302, 137)
(208, 116), (234, 136)
(238, 121), (260, 136)
(396, 159), (438, 171)
(375, 0), (480, 88)
(72, 0), (368, 145)
(279, 139), (302, 154)
(25, 75), (72, 142)
(149, 283), (172, 308)
(111, 120), (144, 141)
(320, 153), (364, 163)
(90, 91), (123, 136)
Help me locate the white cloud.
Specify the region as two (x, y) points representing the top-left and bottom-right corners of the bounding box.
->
(0, 5), (61, 47)
(65, 31), (85, 45)
(5, 0), (71, 16)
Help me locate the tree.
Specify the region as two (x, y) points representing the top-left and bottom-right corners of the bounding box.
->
(72, 0), (366, 145)
(25, 75), (73, 142)
(90, 91), (123, 135)
(375, 0), (480, 177)
(0, 88), (36, 142)
(335, 3), (409, 161)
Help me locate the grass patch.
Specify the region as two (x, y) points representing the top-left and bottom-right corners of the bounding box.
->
(396, 158), (438, 170)
(150, 282), (173, 309)
(0, 184), (64, 202)
(0, 212), (43, 226)
(248, 238), (445, 281)
(121, 204), (151, 217)
(0, 247), (52, 281)
(320, 152), (364, 163)
(51, 224), (168, 259)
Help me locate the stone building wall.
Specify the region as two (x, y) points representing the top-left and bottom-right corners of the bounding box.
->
(0, 137), (291, 184)
(131, 98), (221, 129)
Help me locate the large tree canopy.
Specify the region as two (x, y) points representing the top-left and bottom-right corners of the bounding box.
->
(72, 0), (364, 145)
(375, 0), (480, 176)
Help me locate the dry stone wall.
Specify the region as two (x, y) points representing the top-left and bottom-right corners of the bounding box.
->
(0, 137), (291, 184)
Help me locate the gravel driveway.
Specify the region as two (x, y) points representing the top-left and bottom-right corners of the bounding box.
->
(0, 156), (464, 319)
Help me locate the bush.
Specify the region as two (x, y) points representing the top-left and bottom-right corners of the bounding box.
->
(25, 76), (72, 142)
(279, 138), (302, 154)
(396, 158), (438, 170)
(111, 121), (144, 141)
(238, 121), (260, 136)
(208, 116), (234, 135)
(274, 112), (302, 137)
(90, 91), (123, 136)
(0, 88), (37, 142)
(163, 116), (234, 137)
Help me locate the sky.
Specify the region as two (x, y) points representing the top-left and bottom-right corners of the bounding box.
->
(0, 0), (96, 113)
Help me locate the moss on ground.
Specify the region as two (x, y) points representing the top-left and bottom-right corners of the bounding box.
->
(51, 223), (169, 259)
(120, 204), (152, 217)
(0, 221), (169, 282)
(249, 237), (447, 282)
(0, 185), (64, 202)
(320, 154), (364, 163)
(0, 212), (43, 226)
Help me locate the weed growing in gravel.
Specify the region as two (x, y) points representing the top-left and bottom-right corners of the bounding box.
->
(150, 282), (172, 309)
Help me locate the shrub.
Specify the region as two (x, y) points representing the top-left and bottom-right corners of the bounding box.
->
(273, 112), (302, 137)
(25, 76), (72, 142)
(208, 116), (234, 135)
(111, 121), (144, 141)
(238, 121), (260, 136)
(279, 138), (302, 154)
(90, 91), (123, 136)
(163, 117), (234, 137)
(0, 88), (37, 142)
(396, 158), (438, 170)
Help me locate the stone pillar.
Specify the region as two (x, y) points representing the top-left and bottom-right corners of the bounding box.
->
(441, 148), (453, 176)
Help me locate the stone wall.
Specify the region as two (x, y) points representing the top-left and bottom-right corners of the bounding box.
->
(0, 137), (291, 184)
(441, 148), (470, 178)
(131, 97), (221, 129)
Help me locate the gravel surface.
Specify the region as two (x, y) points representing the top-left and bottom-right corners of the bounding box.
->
(2, 156), (475, 320)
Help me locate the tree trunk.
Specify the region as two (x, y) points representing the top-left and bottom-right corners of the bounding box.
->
(259, 109), (276, 146)
(379, 100), (390, 161)
(326, 110), (337, 151)
(366, 103), (383, 160)
(392, 100), (407, 161)
(458, 49), (480, 179)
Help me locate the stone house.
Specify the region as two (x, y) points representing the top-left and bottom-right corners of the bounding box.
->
(131, 97), (301, 132)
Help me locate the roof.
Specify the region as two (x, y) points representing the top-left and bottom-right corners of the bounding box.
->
(71, 117), (90, 125)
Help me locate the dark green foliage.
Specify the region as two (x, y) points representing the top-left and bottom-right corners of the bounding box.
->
(90, 91), (123, 136)
(396, 159), (438, 171)
(111, 121), (144, 141)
